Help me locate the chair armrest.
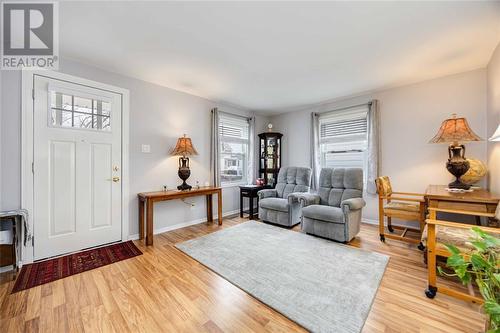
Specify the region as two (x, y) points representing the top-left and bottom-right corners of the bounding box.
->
(287, 192), (305, 204)
(341, 198), (366, 211)
(295, 193), (320, 207)
(257, 189), (277, 199)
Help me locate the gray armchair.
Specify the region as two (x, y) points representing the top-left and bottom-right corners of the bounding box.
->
(258, 167), (312, 227)
(298, 168), (365, 242)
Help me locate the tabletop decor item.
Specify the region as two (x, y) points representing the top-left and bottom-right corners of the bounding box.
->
(489, 124), (500, 142)
(429, 114), (483, 189)
(170, 134), (198, 190)
(460, 158), (487, 185)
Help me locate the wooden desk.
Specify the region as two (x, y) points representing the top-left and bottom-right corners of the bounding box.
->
(138, 187), (222, 245)
(425, 185), (499, 223)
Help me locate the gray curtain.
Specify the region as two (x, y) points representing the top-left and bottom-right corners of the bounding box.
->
(247, 116), (256, 184)
(210, 108), (221, 186)
(365, 100), (380, 194)
(310, 112), (320, 190)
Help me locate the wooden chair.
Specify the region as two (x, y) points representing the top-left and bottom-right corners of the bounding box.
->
(423, 206), (499, 303)
(375, 176), (426, 249)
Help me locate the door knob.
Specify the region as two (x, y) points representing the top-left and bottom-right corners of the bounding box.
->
(112, 177), (120, 182)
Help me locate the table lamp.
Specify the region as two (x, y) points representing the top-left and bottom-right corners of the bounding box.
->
(429, 114), (483, 189)
(171, 134), (198, 190)
(489, 124), (500, 142)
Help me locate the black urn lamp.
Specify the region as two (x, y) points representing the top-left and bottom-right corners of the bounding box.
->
(429, 114), (483, 189)
(170, 134), (198, 190)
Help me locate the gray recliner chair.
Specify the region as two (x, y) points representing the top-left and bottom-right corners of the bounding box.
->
(258, 167), (312, 227)
(298, 168), (365, 242)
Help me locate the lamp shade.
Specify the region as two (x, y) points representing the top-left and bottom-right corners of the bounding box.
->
(170, 135), (198, 156)
(489, 125), (500, 142)
(429, 114), (483, 144)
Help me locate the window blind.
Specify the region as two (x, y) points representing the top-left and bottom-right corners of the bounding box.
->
(318, 106), (368, 170)
(219, 115), (249, 141)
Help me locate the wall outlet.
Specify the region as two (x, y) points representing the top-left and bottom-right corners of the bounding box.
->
(141, 144), (151, 153)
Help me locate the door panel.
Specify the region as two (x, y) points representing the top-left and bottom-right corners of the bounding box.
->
(49, 140), (76, 236)
(33, 75), (122, 260)
(91, 143), (112, 229)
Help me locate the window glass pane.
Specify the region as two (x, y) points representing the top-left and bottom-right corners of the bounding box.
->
(50, 92), (72, 110)
(101, 101), (111, 117)
(220, 141), (247, 183)
(51, 109), (73, 127)
(93, 115), (111, 131)
(73, 113), (93, 129)
(49, 91), (111, 131)
(74, 96), (92, 114)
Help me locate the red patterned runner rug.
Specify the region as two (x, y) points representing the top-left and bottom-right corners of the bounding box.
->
(12, 241), (142, 293)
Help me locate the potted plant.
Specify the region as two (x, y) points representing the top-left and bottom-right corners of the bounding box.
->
(438, 227), (500, 332)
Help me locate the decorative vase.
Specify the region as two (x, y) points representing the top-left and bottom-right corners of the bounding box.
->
(446, 144), (471, 189)
(177, 156), (192, 190)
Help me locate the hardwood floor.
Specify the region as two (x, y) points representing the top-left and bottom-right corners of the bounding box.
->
(0, 217), (486, 333)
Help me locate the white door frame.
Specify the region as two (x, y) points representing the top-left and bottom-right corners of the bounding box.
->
(21, 69), (130, 265)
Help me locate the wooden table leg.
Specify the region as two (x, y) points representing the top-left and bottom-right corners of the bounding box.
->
(217, 189), (223, 225)
(249, 196), (254, 220)
(240, 191), (244, 218)
(139, 198), (145, 240)
(206, 194), (213, 224)
(146, 199), (154, 246)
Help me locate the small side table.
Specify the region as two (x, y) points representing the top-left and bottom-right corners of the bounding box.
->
(239, 185), (270, 220)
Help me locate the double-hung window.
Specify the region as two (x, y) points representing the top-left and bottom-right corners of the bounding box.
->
(219, 113), (250, 185)
(318, 105), (369, 177)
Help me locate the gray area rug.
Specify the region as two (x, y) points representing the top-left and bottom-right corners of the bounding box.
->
(176, 221), (389, 333)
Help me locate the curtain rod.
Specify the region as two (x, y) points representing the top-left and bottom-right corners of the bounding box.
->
(313, 101), (372, 117)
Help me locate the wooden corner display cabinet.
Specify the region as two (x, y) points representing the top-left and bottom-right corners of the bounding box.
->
(258, 132), (282, 187)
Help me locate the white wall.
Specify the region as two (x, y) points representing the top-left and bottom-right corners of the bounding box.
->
(271, 69), (488, 222)
(487, 43), (500, 195)
(0, 58), (269, 238)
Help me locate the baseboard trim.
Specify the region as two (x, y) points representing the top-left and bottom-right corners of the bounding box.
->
(129, 214), (410, 240)
(128, 208), (242, 240)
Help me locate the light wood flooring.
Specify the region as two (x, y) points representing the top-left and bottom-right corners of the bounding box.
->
(0, 217), (486, 332)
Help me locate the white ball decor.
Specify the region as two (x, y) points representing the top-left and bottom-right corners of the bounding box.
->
(460, 159), (487, 185)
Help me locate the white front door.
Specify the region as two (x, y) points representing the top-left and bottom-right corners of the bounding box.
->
(33, 75), (123, 260)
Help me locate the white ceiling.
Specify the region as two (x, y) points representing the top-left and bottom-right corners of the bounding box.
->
(60, 1), (500, 114)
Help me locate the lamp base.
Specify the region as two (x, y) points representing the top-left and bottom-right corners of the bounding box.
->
(448, 178), (471, 190)
(445, 144), (471, 190)
(177, 182), (192, 191)
(177, 156), (192, 191)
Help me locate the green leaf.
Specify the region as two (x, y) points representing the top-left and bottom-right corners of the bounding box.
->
(472, 226), (488, 238)
(471, 253), (492, 270)
(447, 253), (467, 268)
(445, 244), (461, 256)
(471, 241), (488, 252)
(484, 301), (500, 316)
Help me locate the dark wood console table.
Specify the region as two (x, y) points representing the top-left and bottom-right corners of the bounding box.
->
(138, 186), (222, 245)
